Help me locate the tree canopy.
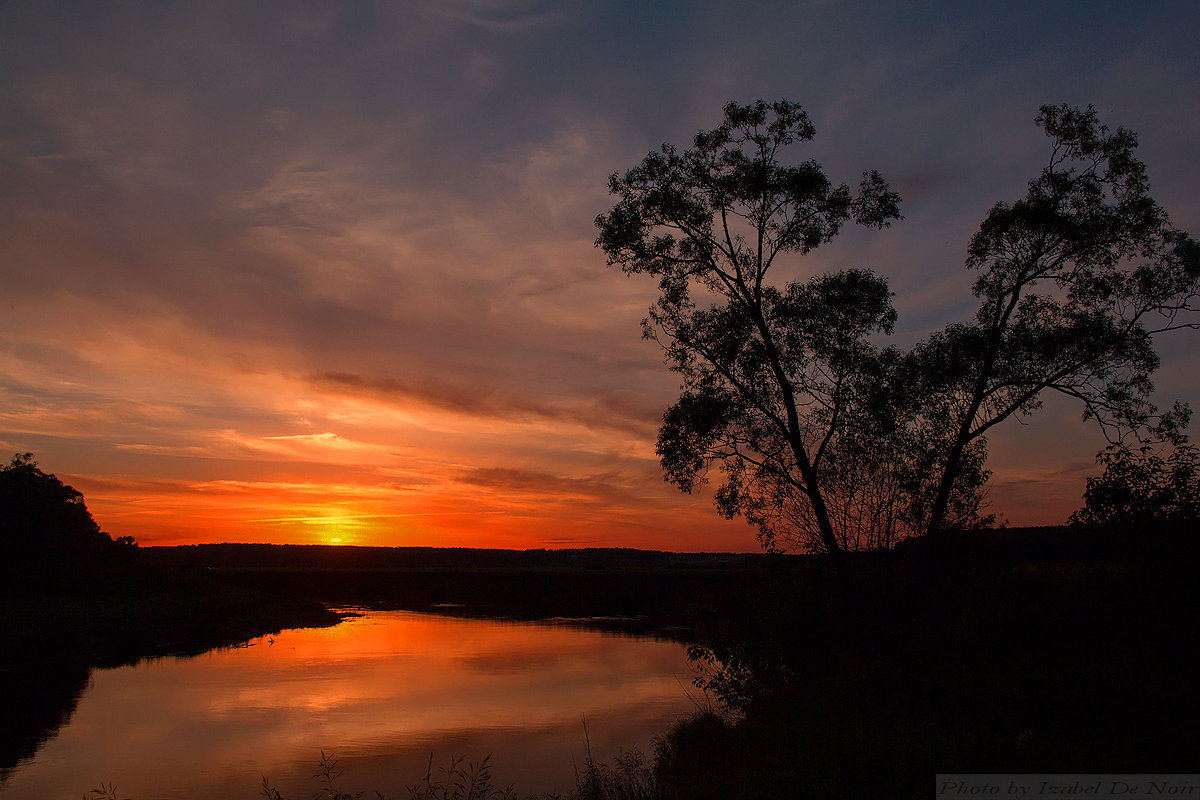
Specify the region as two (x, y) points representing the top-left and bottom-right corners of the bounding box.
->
(913, 104), (1200, 539)
(598, 101), (1198, 557)
(596, 100), (905, 557)
(0, 453), (123, 566)
(1070, 407), (1200, 527)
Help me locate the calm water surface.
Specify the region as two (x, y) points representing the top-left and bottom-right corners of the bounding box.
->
(2, 610), (699, 799)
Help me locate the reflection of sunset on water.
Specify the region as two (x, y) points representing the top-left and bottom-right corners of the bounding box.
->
(1, 612), (697, 799)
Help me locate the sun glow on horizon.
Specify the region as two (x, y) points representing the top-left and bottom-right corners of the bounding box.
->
(68, 464), (758, 551)
(34, 356), (1089, 552)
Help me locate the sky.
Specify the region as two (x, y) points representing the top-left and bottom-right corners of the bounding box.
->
(1, 1), (1198, 551)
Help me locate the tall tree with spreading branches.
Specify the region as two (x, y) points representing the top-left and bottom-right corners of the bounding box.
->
(914, 104), (1200, 539)
(599, 101), (1197, 557)
(595, 100), (906, 558)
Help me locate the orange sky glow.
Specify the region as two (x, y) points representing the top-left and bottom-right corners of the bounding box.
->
(1, 3), (1196, 551)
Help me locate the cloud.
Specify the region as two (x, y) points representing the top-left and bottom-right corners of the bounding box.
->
(430, 0), (572, 31)
(1, 0), (1196, 549)
(454, 466), (636, 499)
(308, 371), (660, 437)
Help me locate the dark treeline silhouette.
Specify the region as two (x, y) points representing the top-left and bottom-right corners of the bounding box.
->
(0, 453), (135, 590)
(144, 543), (763, 571)
(138, 526), (1172, 627)
(142, 543), (783, 635)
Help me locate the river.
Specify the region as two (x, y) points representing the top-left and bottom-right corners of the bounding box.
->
(0, 610), (699, 799)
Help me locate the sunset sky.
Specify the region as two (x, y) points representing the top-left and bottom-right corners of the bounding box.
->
(2, 1), (1197, 550)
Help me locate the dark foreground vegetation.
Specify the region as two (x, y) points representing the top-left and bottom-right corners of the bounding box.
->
(661, 524), (1200, 798)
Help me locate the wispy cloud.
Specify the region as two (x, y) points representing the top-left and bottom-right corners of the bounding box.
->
(309, 371), (660, 436)
(0, 0), (1195, 548)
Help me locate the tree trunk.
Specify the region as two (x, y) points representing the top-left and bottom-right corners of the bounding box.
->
(789, 433), (845, 565)
(746, 303), (846, 564)
(925, 437), (968, 539)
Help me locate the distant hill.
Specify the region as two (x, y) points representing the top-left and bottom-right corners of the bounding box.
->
(139, 523), (1199, 574)
(140, 543), (769, 571)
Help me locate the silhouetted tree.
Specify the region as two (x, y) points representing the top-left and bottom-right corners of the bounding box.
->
(599, 101), (1197, 556)
(912, 105), (1200, 539)
(0, 453), (117, 568)
(1070, 407), (1199, 526)
(596, 100), (906, 557)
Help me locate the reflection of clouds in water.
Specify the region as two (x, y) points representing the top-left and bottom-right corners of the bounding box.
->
(0, 612), (696, 799)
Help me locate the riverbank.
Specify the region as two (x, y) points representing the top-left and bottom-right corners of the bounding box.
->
(4, 525), (1196, 797)
(0, 562), (340, 775)
(656, 524), (1200, 798)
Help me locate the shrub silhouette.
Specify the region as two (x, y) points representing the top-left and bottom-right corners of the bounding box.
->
(1072, 440), (1200, 526)
(0, 453), (118, 571)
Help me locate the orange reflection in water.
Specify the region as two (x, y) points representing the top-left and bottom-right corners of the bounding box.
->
(2, 611), (699, 799)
